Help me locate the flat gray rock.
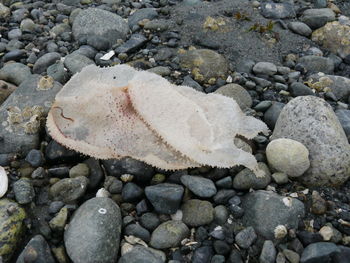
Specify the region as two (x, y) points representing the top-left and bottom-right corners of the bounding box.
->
(271, 96), (350, 186)
(300, 8), (335, 29)
(0, 75), (62, 155)
(260, 2), (296, 19)
(180, 175), (217, 198)
(64, 197), (122, 263)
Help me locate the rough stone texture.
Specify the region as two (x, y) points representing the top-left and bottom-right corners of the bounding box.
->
(260, 2), (295, 19)
(271, 96), (350, 186)
(16, 235), (55, 263)
(182, 199), (214, 227)
(214, 84), (252, 110)
(0, 75), (62, 155)
(72, 8), (129, 46)
(306, 74), (350, 101)
(150, 220), (189, 249)
(298, 56), (334, 74)
(49, 176), (89, 203)
(179, 49), (229, 83)
(242, 191), (305, 240)
(312, 21), (350, 59)
(301, 8), (335, 29)
(266, 138), (310, 178)
(64, 197), (122, 263)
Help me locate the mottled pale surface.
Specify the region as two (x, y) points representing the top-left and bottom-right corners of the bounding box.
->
(48, 64), (268, 172)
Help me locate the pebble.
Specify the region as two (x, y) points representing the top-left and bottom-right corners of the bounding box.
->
(301, 8), (336, 29)
(16, 235), (55, 263)
(288, 22), (312, 37)
(336, 109), (350, 139)
(150, 220), (189, 249)
(140, 212), (160, 231)
(63, 53), (94, 74)
(260, 240), (277, 263)
(125, 224), (151, 242)
(147, 66), (171, 76)
(232, 162), (271, 190)
(297, 56), (334, 74)
(180, 175), (217, 198)
(289, 82), (314, 97)
(266, 138), (310, 178)
(213, 189), (236, 205)
(86, 35), (110, 51)
(45, 140), (79, 163)
(122, 182), (144, 203)
(3, 49), (26, 62)
(145, 183), (184, 214)
(0, 3), (10, 19)
(69, 163), (90, 178)
(271, 172), (289, 184)
(253, 62), (277, 76)
(128, 8), (158, 28)
(235, 227), (257, 249)
(214, 84), (252, 110)
(271, 96), (350, 186)
(25, 149), (45, 167)
(211, 254), (225, 263)
(214, 205), (229, 225)
(283, 249), (300, 263)
(64, 197), (122, 263)
(49, 207), (68, 232)
(300, 242), (340, 263)
(49, 176), (89, 203)
(242, 191), (305, 239)
(0, 62), (32, 86)
(213, 240), (230, 255)
(115, 34), (148, 54)
(311, 190), (327, 215)
(182, 75), (204, 92)
(215, 176), (232, 189)
(192, 246), (213, 263)
(119, 245), (164, 263)
(13, 178), (35, 204)
(260, 2), (295, 19)
(263, 102), (285, 129)
(47, 62), (68, 84)
(33, 52), (61, 74)
(182, 199), (214, 226)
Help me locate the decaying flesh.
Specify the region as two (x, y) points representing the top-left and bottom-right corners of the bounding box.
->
(47, 64), (268, 174)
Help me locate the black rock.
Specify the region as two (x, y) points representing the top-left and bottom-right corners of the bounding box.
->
(115, 34), (148, 54)
(228, 249), (243, 263)
(16, 235), (55, 263)
(215, 176), (232, 189)
(25, 149), (45, 167)
(145, 183), (184, 214)
(289, 82), (314, 97)
(136, 199), (149, 215)
(140, 212), (160, 231)
(235, 227), (257, 249)
(297, 231), (324, 246)
(125, 223), (151, 242)
(48, 166), (70, 178)
(261, 2), (296, 19)
(122, 182), (144, 203)
(192, 246), (213, 263)
(300, 242), (341, 263)
(213, 240), (231, 255)
(264, 102), (285, 130)
(45, 140), (81, 163)
(84, 158), (104, 190)
(213, 189), (236, 205)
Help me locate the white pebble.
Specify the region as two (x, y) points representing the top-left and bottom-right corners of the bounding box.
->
(0, 166), (8, 198)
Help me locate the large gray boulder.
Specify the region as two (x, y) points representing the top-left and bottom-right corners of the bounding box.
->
(271, 96), (350, 186)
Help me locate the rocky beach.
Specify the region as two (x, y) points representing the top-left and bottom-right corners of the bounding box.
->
(0, 0), (350, 262)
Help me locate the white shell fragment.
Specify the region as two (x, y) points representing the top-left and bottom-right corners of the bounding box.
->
(47, 64), (269, 173)
(0, 166), (8, 198)
(100, 50), (115, 61)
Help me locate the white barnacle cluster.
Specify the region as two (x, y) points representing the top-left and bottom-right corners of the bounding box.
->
(47, 64), (268, 174)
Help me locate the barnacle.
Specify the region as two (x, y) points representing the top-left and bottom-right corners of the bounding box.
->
(47, 64), (268, 174)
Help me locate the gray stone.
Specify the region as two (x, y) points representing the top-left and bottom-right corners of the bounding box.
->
(128, 8), (158, 28)
(289, 82), (314, 97)
(69, 163), (90, 178)
(179, 49), (229, 83)
(20, 18), (36, 32)
(64, 197), (121, 263)
(118, 245), (164, 263)
(271, 172), (289, 184)
(307, 74), (350, 101)
(150, 220), (189, 249)
(86, 36), (110, 51)
(144, 19), (169, 32)
(182, 199), (214, 227)
(73, 8), (129, 47)
(253, 62), (277, 76)
(16, 235), (55, 263)
(0, 62), (32, 86)
(64, 53), (94, 75)
(301, 8), (335, 29)
(264, 102), (285, 129)
(33, 52), (61, 74)
(49, 176), (89, 203)
(25, 149), (44, 167)
(182, 75), (203, 92)
(3, 49), (26, 62)
(235, 227), (257, 249)
(300, 242), (341, 263)
(259, 240), (277, 263)
(13, 178), (35, 205)
(0, 3), (10, 19)
(233, 162), (271, 190)
(50, 23), (71, 37)
(283, 249), (300, 263)
(214, 205), (229, 225)
(145, 183), (184, 214)
(47, 62), (68, 84)
(271, 96), (350, 186)
(288, 22), (312, 37)
(214, 84), (252, 110)
(260, 2), (296, 19)
(242, 191), (305, 240)
(336, 109), (350, 140)
(115, 34), (148, 54)
(266, 138), (310, 177)
(125, 224), (151, 242)
(140, 212), (160, 231)
(180, 175), (217, 198)
(7, 29), (22, 40)
(298, 56), (334, 74)
(192, 246), (213, 263)
(0, 75), (62, 155)
(122, 182), (144, 203)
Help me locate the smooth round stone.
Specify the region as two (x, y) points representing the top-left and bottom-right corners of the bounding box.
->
(64, 197), (122, 263)
(49, 176), (89, 203)
(260, 240), (277, 263)
(16, 235), (55, 263)
(0, 199), (27, 262)
(301, 8), (335, 29)
(233, 162), (271, 190)
(7, 28), (22, 40)
(214, 205), (229, 225)
(119, 245), (164, 263)
(140, 212), (160, 231)
(64, 53), (94, 75)
(214, 84), (252, 110)
(180, 175), (217, 198)
(13, 178), (35, 204)
(3, 49), (26, 63)
(25, 149), (45, 167)
(69, 163), (90, 178)
(335, 109), (350, 139)
(300, 242), (340, 263)
(235, 227), (257, 249)
(104, 176), (123, 194)
(122, 182), (144, 203)
(213, 240), (230, 255)
(213, 189), (236, 205)
(47, 62), (68, 84)
(150, 220), (189, 249)
(49, 207), (68, 232)
(0, 62), (32, 86)
(288, 22), (312, 37)
(124, 224), (151, 242)
(266, 138), (310, 178)
(211, 254), (225, 263)
(253, 62), (277, 76)
(128, 8), (158, 28)
(87, 35), (110, 51)
(20, 18), (36, 32)
(182, 199), (214, 227)
(33, 52), (61, 74)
